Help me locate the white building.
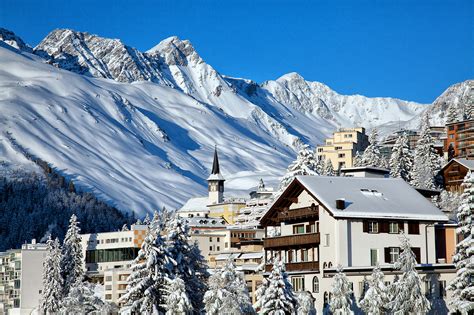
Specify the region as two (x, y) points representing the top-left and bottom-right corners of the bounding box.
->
(80, 224), (147, 307)
(260, 176), (454, 313)
(0, 241), (47, 315)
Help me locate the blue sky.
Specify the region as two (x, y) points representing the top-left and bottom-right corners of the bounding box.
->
(1, 0), (472, 103)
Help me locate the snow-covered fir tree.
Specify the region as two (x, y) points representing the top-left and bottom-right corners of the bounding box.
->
(162, 276), (193, 315)
(432, 190), (462, 220)
(389, 132), (412, 182)
(166, 216), (209, 312)
(59, 282), (112, 315)
(279, 144), (319, 190)
(120, 223), (170, 313)
(40, 236), (63, 314)
(388, 233), (430, 314)
(448, 171), (474, 314)
(353, 151), (362, 167)
(121, 224), (129, 231)
(204, 259), (254, 315)
(410, 113), (441, 189)
(358, 264), (388, 315)
(329, 265), (354, 315)
(255, 259), (297, 315)
(143, 213), (151, 225)
(296, 291), (316, 315)
(61, 214), (84, 295)
(323, 159), (335, 176)
(358, 128), (387, 168)
(254, 276), (269, 312)
(446, 102), (460, 123)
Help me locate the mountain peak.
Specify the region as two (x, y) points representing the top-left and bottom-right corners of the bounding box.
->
(276, 72), (306, 82)
(0, 28), (32, 52)
(147, 36), (198, 66)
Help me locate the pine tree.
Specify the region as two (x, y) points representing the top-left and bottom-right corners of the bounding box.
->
(323, 159), (335, 176)
(162, 276), (193, 315)
(353, 151), (362, 167)
(40, 236), (63, 314)
(388, 233), (430, 314)
(410, 113), (441, 189)
(61, 214), (84, 295)
(358, 128), (387, 168)
(296, 291), (316, 315)
(254, 277), (269, 312)
(166, 216), (208, 312)
(120, 223), (170, 313)
(329, 265), (354, 315)
(279, 144), (319, 190)
(143, 213), (151, 225)
(389, 132), (413, 182)
(359, 264), (388, 315)
(204, 259), (254, 315)
(256, 259), (297, 315)
(448, 172), (474, 314)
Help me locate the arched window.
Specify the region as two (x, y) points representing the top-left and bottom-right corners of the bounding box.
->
(323, 262), (327, 269)
(328, 262), (333, 268)
(323, 292), (328, 304)
(312, 276), (319, 293)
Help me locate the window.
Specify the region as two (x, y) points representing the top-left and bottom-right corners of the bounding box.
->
(105, 294), (112, 300)
(335, 146), (343, 150)
(217, 246), (220, 251)
(370, 249), (378, 266)
(14, 299), (20, 308)
(324, 234), (330, 247)
(389, 247), (400, 263)
(209, 237), (213, 242)
(225, 242), (228, 248)
(209, 246), (213, 251)
(105, 285), (112, 291)
(338, 153), (346, 158)
(14, 280), (20, 289)
(389, 222), (399, 234)
(368, 222), (379, 233)
(301, 249), (309, 262)
(217, 237), (220, 242)
(312, 277), (319, 293)
(318, 148), (323, 152)
(408, 222), (420, 234)
(105, 276), (112, 281)
(291, 277), (305, 292)
(293, 224), (305, 235)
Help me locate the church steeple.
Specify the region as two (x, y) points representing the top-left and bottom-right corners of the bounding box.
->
(207, 146), (225, 204)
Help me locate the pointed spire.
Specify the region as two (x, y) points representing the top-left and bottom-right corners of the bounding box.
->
(211, 145), (220, 175)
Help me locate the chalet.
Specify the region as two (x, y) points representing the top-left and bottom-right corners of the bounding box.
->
(260, 175), (454, 312)
(439, 158), (474, 192)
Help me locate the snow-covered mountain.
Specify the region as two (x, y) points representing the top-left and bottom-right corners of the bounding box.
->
(0, 28), (468, 215)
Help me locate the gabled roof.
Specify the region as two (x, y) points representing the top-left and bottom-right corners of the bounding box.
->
(441, 158), (474, 171)
(262, 176), (448, 223)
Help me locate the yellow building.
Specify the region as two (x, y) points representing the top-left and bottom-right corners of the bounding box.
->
(316, 127), (369, 169)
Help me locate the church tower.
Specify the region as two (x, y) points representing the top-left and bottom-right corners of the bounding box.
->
(208, 147), (225, 204)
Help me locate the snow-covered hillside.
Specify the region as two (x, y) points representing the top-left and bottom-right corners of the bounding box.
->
(0, 28), (468, 215)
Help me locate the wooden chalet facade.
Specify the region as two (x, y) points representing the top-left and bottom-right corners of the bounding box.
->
(439, 158), (474, 192)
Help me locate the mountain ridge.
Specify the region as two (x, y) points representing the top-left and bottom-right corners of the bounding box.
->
(0, 27), (470, 215)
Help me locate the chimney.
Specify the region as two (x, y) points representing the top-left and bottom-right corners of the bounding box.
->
(336, 199), (345, 210)
(31, 238), (36, 245)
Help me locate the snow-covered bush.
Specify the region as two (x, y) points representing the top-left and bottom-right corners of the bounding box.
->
(296, 291), (316, 315)
(359, 264), (388, 315)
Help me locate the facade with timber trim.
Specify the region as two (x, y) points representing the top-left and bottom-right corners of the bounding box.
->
(260, 175), (456, 313)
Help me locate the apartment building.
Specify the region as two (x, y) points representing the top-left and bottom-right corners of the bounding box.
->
(0, 241), (47, 315)
(445, 118), (474, 159)
(316, 128), (369, 169)
(80, 224), (147, 307)
(380, 127), (446, 158)
(260, 176), (454, 313)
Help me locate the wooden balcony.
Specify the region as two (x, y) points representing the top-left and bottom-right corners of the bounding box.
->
(274, 206), (319, 224)
(264, 232), (320, 249)
(265, 261), (319, 272)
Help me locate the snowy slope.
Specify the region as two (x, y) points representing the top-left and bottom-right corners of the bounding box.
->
(1, 27), (463, 216)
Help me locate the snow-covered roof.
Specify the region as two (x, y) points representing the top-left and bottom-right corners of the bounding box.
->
(454, 158), (474, 170)
(239, 252), (263, 259)
(185, 216), (227, 228)
(215, 253), (240, 260)
(295, 176), (448, 221)
(179, 197), (209, 212)
(340, 166), (390, 174)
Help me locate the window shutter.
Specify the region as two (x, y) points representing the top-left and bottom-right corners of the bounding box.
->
(384, 248), (390, 263)
(412, 247), (421, 263)
(381, 221), (389, 233)
(363, 221), (368, 233)
(398, 222), (404, 232)
(408, 222), (420, 234)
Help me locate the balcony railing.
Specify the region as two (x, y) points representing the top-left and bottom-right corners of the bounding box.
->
(264, 232), (320, 249)
(275, 206), (319, 223)
(265, 261), (319, 272)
